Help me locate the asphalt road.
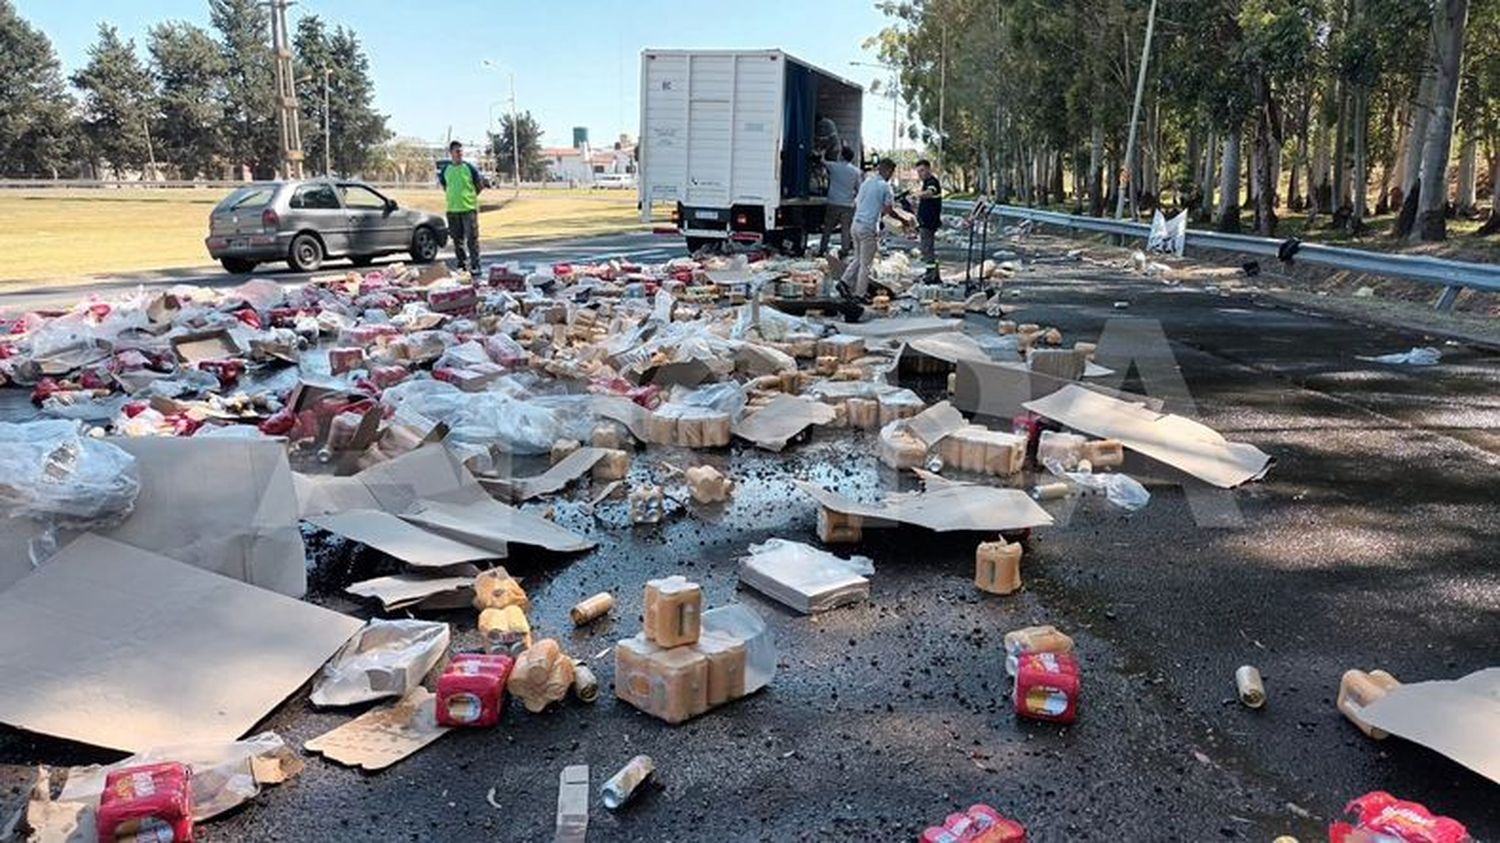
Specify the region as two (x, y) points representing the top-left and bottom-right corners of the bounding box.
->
(1, 233), (1496, 841)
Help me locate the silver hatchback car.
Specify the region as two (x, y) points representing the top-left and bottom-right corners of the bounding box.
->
(205, 179), (449, 274)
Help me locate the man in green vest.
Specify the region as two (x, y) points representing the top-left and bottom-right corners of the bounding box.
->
(438, 140), (484, 274)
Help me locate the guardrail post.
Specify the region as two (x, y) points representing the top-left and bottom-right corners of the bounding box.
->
(1434, 285), (1461, 312)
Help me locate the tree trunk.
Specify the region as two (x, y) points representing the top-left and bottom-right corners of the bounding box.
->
(1413, 0), (1469, 242)
(1088, 123), (1104, 216)
(1479, 149), (1500, 235)
(1309, 111), (1330, 220)
(1395, 58), (1438, 237)
(1455, 133), (1477, 215)
(1218, 127), (1242, 232)
(1377, 99), (1403, 213)
(1251, 73), (1279, 236)
(1350, 86), (1370, 232)
(1332, 82), (1349, 215)
(1201, 130), (1218, 222)
(1186, 130), (1202, 214)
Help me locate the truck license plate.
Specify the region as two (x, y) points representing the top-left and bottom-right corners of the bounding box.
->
(693, 210), (719, 220)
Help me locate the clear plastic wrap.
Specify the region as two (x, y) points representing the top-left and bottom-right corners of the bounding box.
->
(380, 379), (589, 458)
(700, 603), (776, 694)
(310, 619), (451, 707)
(0, 420), (141, 527)
(670, 381), (749, 420)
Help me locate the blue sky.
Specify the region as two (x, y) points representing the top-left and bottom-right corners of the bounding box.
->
(17, 0), (915, 151)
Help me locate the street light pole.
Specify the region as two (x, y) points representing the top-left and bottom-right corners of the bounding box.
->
(851, 60), (901, 156)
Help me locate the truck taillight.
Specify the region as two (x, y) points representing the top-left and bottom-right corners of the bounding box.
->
(262, 208), (280, 229)
(735, 213), (748, 226)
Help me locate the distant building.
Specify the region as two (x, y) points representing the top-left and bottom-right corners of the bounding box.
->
(543, 129), (637, 185)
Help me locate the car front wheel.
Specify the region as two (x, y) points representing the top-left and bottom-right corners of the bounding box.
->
(287, 233), (324, 272)
(410, 226), (439, 264)
(220, 257), (256, 274)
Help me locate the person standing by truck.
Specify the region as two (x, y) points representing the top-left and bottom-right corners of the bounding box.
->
(819, 147), (861, 259)
(914, 158), (943, 264)
(438, 140), (484, 274)
(839, 158), (896, 302)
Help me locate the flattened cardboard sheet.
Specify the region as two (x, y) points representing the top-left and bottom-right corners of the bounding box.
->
(1362, 668), (1500, 784)
(732, 394), (836, 451)
(0, 534), (361, 753)
(304, 688), (450, 771)
(795, 480), (1053, 533)
(481, 447), (608, 502)
(307, 510), (498, 568)
(1023, 384), (1271, 488)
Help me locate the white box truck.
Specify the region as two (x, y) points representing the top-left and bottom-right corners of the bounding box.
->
(637, 49), (863, 255)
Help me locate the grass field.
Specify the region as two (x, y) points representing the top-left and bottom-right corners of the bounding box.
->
(0, 187), (646, 286)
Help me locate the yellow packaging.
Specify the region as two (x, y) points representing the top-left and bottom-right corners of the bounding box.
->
(592, 449), (631, 481)
(615, 634), (709, 724)
(1338, 669), (1401, 739)
(817, 506), (863, 543)
(643, 575), (702, 647)
(975, 541), (1023, 594)
(507, 638), (575, 713)
(478, 604), (533, 653)
(1082, 439), (1125, 468)
(695, 629), (748, 706)
(472, 568), (530, 612)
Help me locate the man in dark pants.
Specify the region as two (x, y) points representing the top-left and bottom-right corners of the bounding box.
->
(438, 140), (484, 274)
(915, 158), (942, 265)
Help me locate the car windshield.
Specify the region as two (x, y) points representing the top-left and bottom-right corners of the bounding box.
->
(217, 186), (275, 211)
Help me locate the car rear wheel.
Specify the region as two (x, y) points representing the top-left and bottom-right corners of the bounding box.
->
(410, 226), (438, 264)
(220, 258), (256, 274)
(287, 233), (324, 272)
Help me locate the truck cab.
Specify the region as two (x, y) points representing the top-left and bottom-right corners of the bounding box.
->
(637, 49), (864, 256)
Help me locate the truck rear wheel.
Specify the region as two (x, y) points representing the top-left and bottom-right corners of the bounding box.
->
(685, 236), (722, 256)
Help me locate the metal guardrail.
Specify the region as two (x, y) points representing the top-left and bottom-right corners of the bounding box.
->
(948, 200), (1500, 311)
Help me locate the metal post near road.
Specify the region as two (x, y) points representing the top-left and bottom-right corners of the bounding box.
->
(1115, 0), (1157, 221)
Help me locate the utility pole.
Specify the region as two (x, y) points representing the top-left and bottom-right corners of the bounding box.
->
(267, 0), (304, 179)
(323, 67), (331, 177)
(143, 117), (158, 181)
(509, 72), (520, 197)
(1115, 0), (1157, 220)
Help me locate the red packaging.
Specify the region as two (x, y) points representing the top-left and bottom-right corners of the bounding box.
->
(367, 365), (410, 389)
(488, 266), (527, 291)
(1010, 412), (1060, 466)
(327, 346), (366, 375)
(30, 377), (70, 406)
(195, 359), (244, 387)
(920, 804), (1026, 843)
(1330, 791), (1470, 843)
(96, 762), (194, 843)
(436, 653), (515, 728)
(232, 308), (262, 330)
(1014, 652), (1081, 724)
(427, 286), (478, 315)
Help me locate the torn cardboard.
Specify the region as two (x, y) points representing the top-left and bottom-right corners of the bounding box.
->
(0, 436), (308, 596)
(733, 394), (836, 451)
(1023, 384), (1271, 488)
(1361, 667), (1499, 784)
(0, 534), (360, 753)
(480, 446), (608, 502)
(347, 572), (477, 612)
(307, 510), (499, 568)
(795, 478), (1053, 533)
(903, 400), (968, 448)
(296, 445), (594, 554)
(171, 329), (241, 364)
(304, 687), (450, 771)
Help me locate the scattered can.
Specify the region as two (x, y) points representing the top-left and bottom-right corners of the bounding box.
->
(1235, 665), (1266, 709)
(572, 661), (599, 704)
(569, 592), (615, 626)
(601, 755), (655, 810)
(1032, 481), (1071, 501)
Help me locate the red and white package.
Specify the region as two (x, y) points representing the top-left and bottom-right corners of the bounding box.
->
(96, 761), (194, 843)
(919, 804), (1026, 843)
(1329, 791), (1471, 843)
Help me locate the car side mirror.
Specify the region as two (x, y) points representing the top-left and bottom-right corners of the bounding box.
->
(384, 198), (397, 211)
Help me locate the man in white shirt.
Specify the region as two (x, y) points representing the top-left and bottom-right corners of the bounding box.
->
(839, 158), (896, 301)
(819, 146), (861, 259)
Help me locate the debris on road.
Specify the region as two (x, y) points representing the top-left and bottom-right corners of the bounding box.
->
(737, 538), (873, 613)
(601, 755), (655, 811)
(569, 591), (616, 626)
(975, 540), (1023, 595)
(919, 803), (1027, 843)
(555, 764), (590, 842)
(508, 639), (576, 713)
(1356, 346), (1443, 366)
(303, 687), (450, 771)
(1014, 651), (1082, 724)
(1235, 665), (1267, 709)
(310, 619), (450, 707)
(1329, 791), (1470, 843)
(1338, 668), (1402, 738)
(1358, 667), (1500, 784)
